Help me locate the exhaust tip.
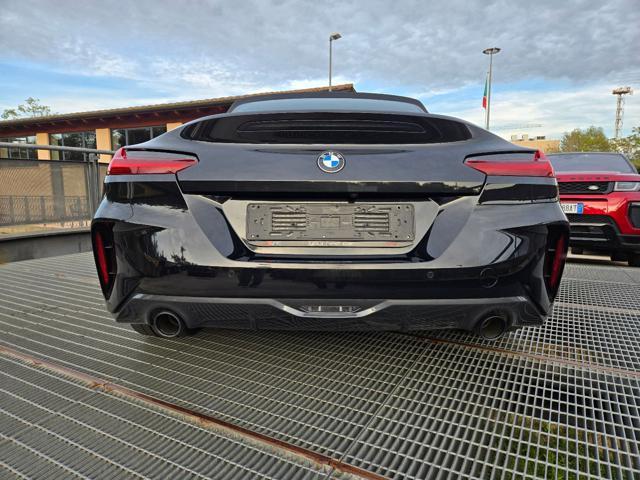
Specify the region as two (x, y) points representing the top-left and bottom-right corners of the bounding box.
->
(151, 310), (185, 338)
(475, 314), (508, 340)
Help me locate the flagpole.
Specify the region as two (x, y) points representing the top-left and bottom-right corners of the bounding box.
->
(484, 72), (489, 128)
(486, 53), (493, 129)
(483, 47), (501, 130)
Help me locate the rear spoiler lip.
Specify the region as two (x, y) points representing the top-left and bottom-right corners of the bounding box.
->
(177, 110), (480, 132)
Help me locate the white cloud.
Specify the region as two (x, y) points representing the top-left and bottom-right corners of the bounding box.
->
(2, 0), (639, 89)
(1, 0), (638, 138)
(439, 84), (640, 139)
(285, 76), (355, 91)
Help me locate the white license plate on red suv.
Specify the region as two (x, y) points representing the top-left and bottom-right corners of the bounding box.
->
(560, 202), (584, 214)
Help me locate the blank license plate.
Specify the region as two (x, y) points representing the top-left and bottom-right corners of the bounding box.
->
(246, 203), (415, 247)
(561, 202), (584, 214)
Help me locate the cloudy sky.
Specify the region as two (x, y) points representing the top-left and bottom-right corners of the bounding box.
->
(1, 0), (639, 139)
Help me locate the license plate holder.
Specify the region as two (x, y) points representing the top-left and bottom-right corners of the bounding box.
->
(246, 203), (415, 247)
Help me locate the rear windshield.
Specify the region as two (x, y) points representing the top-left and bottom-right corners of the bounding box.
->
(185, 112), (471, 144)
(548, 153), (636, 173)
(231, 97), (425, 114)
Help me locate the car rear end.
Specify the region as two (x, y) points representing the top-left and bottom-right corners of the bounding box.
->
(549, 152), (640, 265)
(92, 93), (568, 338)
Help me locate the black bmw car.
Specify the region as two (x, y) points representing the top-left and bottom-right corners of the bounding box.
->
(92, 92), (568, 340)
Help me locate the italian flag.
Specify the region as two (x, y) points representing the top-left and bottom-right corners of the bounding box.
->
(482, 73), (488, 109)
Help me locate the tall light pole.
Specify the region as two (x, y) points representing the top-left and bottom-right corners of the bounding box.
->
(482, 47), (501, 130)
(329, 32), (342, 91)
(612, 87), (633, 138)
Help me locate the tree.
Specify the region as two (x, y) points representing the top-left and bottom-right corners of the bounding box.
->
(610, 126), (640, 168)
(2, 97), (53, 119)
(560, 126), (611, 152)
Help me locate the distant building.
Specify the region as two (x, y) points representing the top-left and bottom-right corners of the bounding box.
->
(0, 84), (356, 163)
(510, 134), (560, 153)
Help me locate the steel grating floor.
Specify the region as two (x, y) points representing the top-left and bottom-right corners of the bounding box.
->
(0, 253), (638, 479)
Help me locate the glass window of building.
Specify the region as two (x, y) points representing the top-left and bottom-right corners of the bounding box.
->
(50, 131), (97, 161)
(0, 136), (37, 160)
(111, 125), (167, 150)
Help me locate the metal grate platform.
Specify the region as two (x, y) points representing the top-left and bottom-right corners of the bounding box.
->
(1, 253), (639, 479)
(0, 355), (329, 479)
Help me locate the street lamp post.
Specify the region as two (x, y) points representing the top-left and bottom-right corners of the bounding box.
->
(329, 32), (342, 91)
(482, 47), (501, 130)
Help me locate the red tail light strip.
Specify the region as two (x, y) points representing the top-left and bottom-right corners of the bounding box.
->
(549, 234), (567, 290)
(94, 232), (110, 285)
(465, 150), (555, 177)
(107, 148), (197, 175)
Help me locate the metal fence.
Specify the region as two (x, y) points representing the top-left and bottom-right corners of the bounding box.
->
(0, 142), (111, 235)
(0, 195), (91, 226)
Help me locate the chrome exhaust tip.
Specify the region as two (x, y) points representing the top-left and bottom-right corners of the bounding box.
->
(475, 314), (508, 340)
(151, 310), (185, 338)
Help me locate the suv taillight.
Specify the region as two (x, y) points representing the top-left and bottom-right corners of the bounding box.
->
(465, 150), (554, 177)
(107, 148), (197, 175)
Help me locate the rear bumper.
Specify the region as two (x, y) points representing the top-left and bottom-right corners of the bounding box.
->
(115, 294), (545, 332)
(93, 190), (568, 332)
(105, 240), (557, 331)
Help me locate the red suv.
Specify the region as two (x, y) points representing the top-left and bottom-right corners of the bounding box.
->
(548, 152), (640, 266)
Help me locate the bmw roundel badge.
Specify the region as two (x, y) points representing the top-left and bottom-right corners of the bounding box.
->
(317, 151), (345, 173)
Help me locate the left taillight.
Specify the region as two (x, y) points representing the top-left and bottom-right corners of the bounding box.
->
(465, 150), (555, 178)
(107, 148), (197, 175)
(92, 223), (116, 297)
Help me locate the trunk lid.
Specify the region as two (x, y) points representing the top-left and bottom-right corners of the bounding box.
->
(174, 111), (501, 196)
(177, 142), (487, 196)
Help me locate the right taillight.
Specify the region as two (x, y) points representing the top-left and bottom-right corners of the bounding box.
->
(107, 148), (197, 175)
(465, 150), (554, 177)
(543, 228), (568, 299)
(549, 234), (567, 290)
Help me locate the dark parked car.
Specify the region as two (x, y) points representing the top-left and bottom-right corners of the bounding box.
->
(549, 152), (640, 266)
(92, 92), (568, 340)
